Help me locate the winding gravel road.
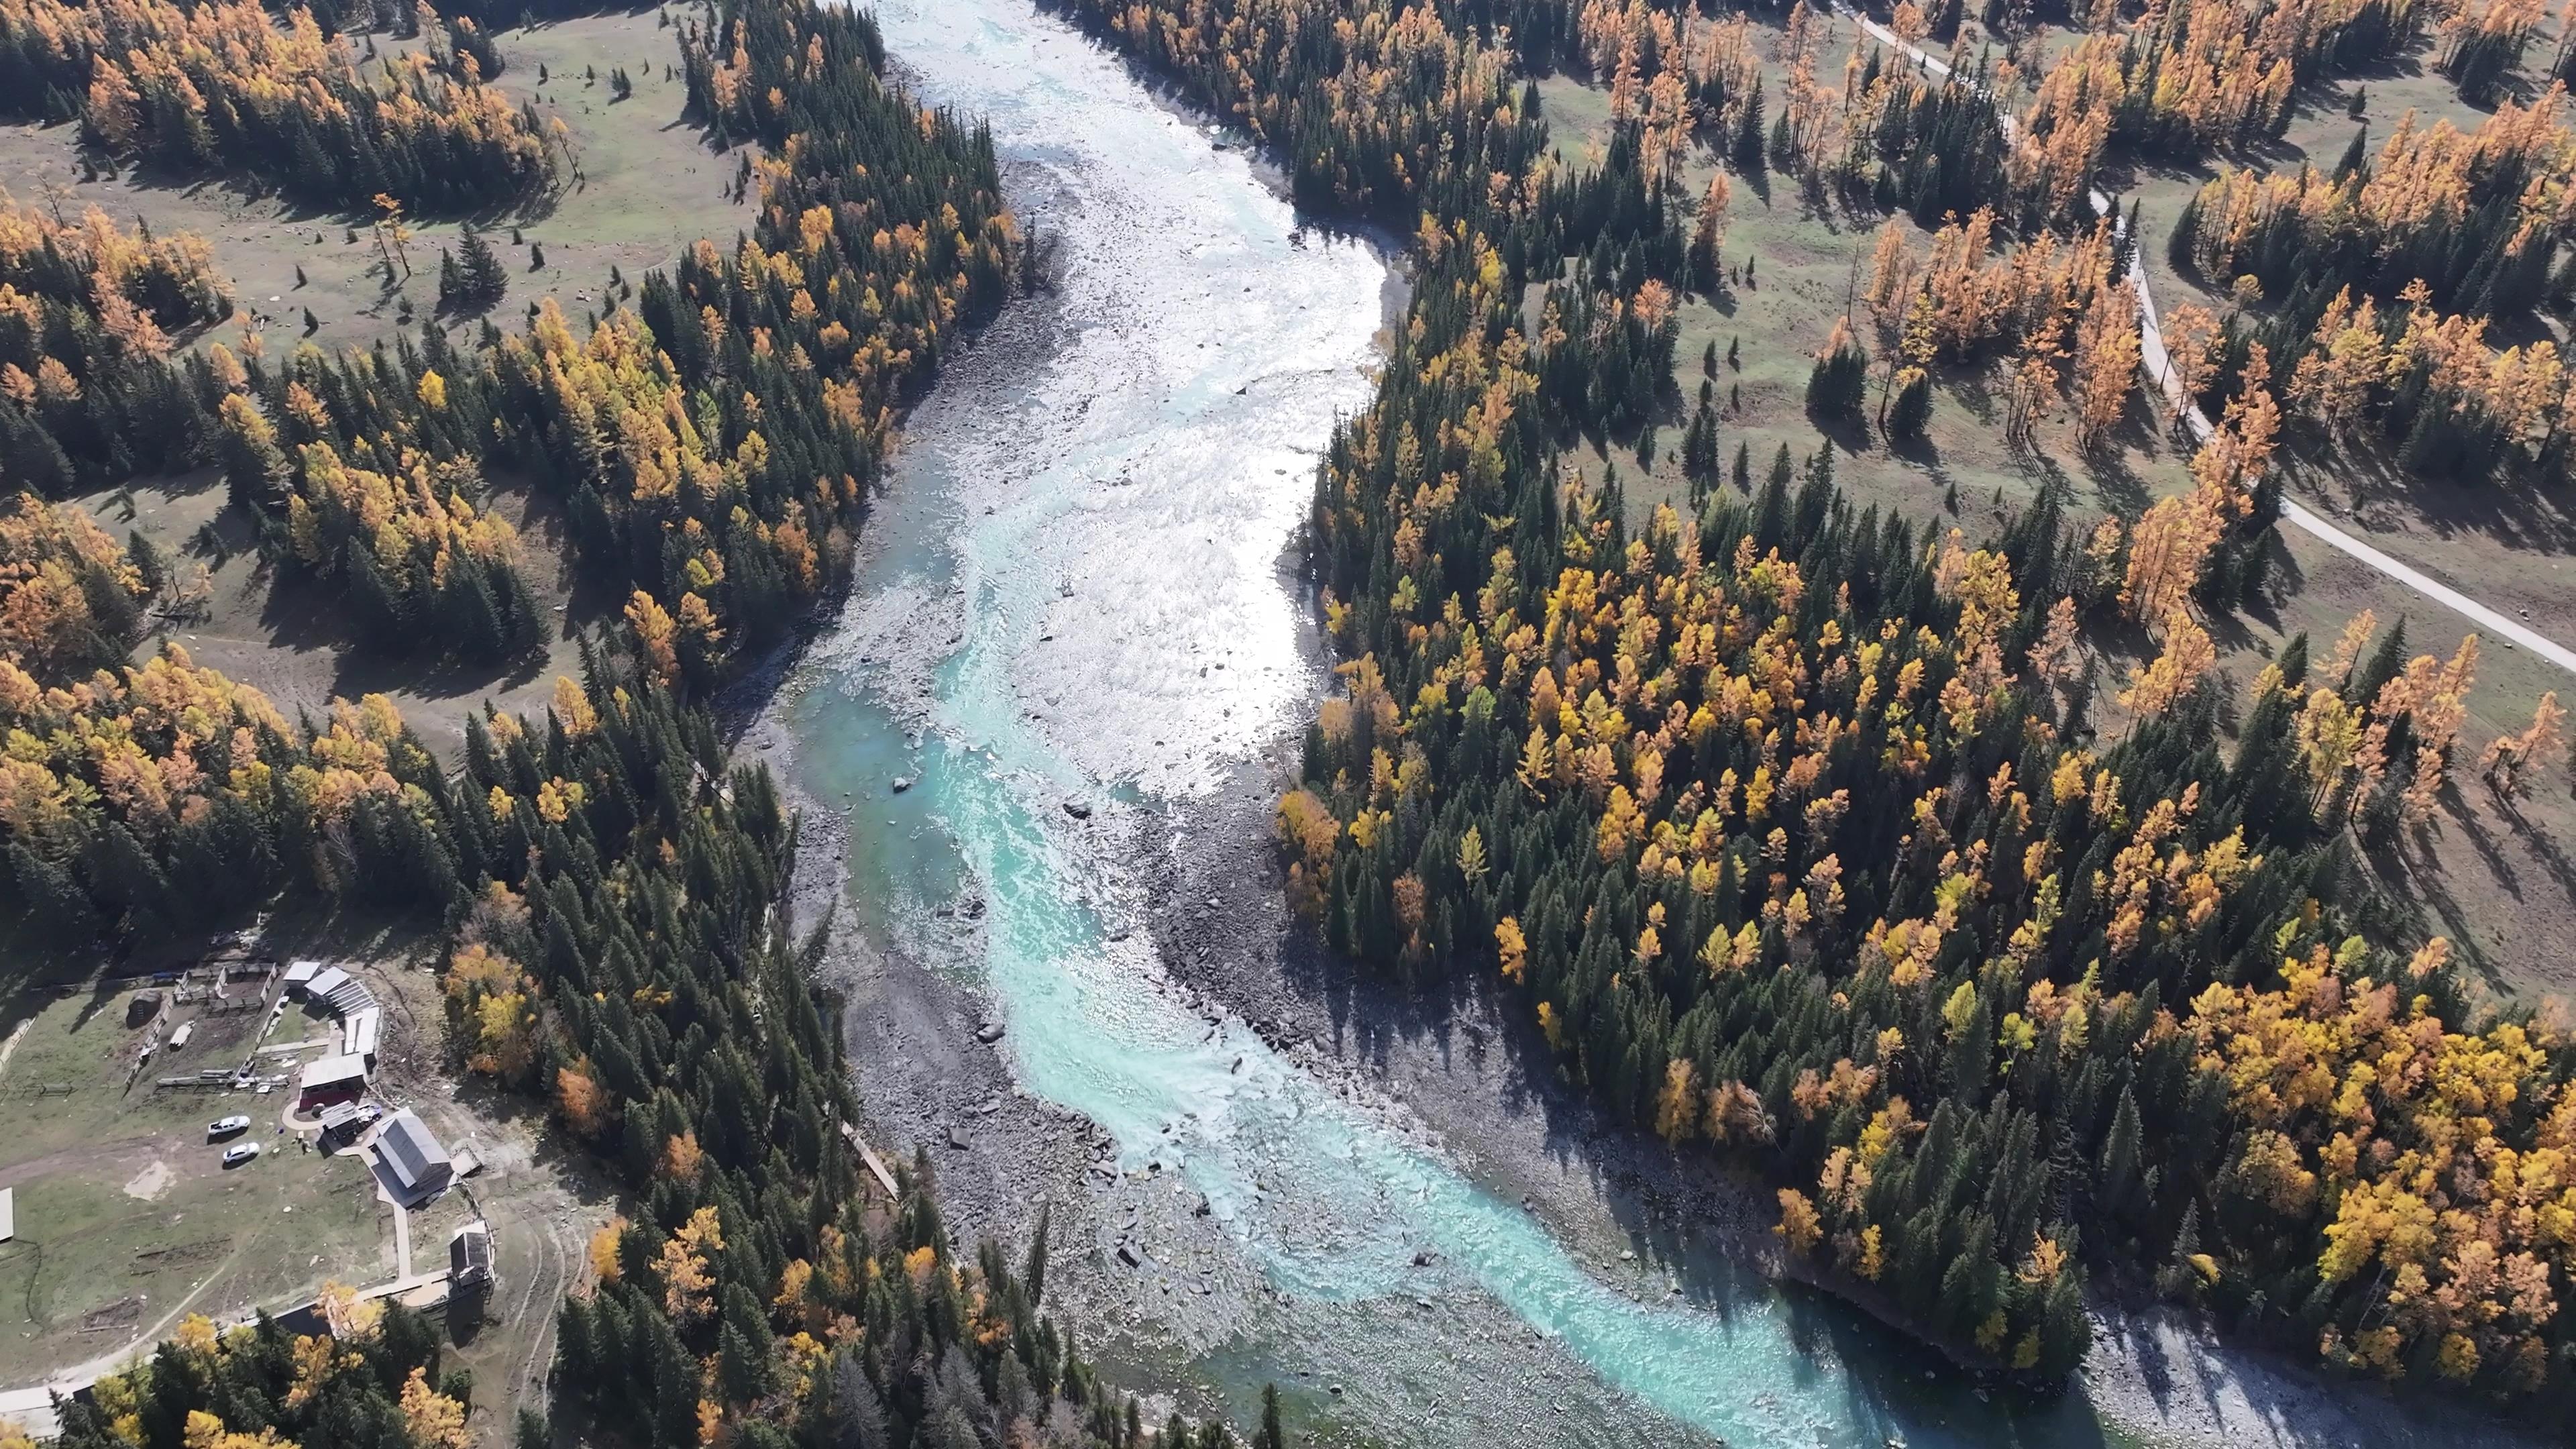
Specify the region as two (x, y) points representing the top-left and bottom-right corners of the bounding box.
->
(1833, 3), (2576, 676)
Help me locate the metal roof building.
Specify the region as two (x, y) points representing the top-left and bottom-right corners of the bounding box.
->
(343, 1007), (380, 1063)
(297, 1053), (367, 1109)
(449, 1221), (493, 1287)
(374, 1110), (451, 1200)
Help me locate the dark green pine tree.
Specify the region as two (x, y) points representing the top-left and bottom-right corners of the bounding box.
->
(1683, 390), (1721, 505)
(460, 225), (508, 308)
(5, 841), (99, 946)
(1887, 367), (1932, 441)
(1254, 1385), (1286, 1449)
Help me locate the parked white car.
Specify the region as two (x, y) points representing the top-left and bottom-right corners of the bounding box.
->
(207, 1115), (252, 1138)
(221, 1142), (262, 1167)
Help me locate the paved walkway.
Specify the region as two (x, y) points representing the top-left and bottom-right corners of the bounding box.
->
(1829, 2), (2576, 676)
(391, 1185), (414, 1279)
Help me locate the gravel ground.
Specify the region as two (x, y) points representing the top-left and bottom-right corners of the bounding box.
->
(742, 610), (2540, 1449)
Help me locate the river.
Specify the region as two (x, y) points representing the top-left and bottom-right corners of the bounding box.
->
(766, 3), (2502, 1447)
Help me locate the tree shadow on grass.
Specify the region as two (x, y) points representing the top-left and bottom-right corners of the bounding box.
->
(233, 535), (554, 710)
(2230, 526), (2301, 636)
(2357, 782), (2569, 996)
(2080, 438), (2155, 516)
(1888, 427), (1941, 470)
(1944, 365), (2001, 427)
(324, 637), (553, 718)
(93, 150), (573, 233)
(2279, 436), (2576, 557)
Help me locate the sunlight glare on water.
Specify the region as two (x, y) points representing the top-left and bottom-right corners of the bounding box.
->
(792, 3), (2113, 1444)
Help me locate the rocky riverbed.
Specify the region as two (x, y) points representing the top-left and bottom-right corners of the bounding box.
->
(740, 2), (2544, 1446)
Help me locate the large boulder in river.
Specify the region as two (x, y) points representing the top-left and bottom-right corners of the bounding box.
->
(1063, 800), (1092, 820)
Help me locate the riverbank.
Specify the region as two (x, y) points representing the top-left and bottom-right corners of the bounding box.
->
(738, 131), (1724, 1440)
(740, 3), (2547, 1447)
(757, 571), (2535, 1449)
(749, 461), (2534, 1449)
(1138, 737), (2540, 1449)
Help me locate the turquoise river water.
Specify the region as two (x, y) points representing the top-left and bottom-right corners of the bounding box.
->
(775, 4), (2414, 1446)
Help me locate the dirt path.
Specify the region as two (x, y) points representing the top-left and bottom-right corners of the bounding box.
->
(0, 1228), (267, 1434)
(1832, 1), (2576, 678)
(0, 1137), (160, 1193)
(499, 1203), (574, 1412)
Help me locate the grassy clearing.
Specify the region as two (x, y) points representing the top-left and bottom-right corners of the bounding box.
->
(0, 10), (751, 361)
(0, 947), (605, 1436)
(0, 982), (391, 1385)
(71, 463), (603, 761)
(1538, 23), (2576, 1010)
(1535, 64), (2200, 542)
(0, 8), (748, 758)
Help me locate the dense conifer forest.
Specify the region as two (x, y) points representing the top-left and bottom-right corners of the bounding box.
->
(1055, 0), (2576, 1413)
(0, 0), (560, 213)
(7, 0), (2576, 1434)
(2, 0), (1018, 936)
(0, 0), (1277, 1443)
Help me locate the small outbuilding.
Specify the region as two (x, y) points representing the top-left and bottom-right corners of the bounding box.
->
(281, 960), (322, 993)
(449, 1221), (493, 1288)
(374, 1110), (451, 1201)
(343, 1007), (380, 1063)
(317, 1100), (367, 1146)
(297, 1053), (367, 1110)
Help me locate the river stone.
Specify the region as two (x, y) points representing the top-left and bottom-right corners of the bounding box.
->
(1063, 800), (1092, 820)
(975, 1022), (1006, 1044)
(891, 776), (913, 793)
